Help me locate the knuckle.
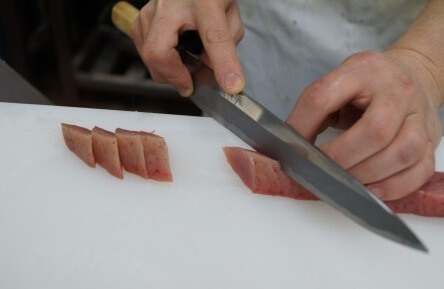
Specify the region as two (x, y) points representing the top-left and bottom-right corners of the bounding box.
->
(396, 132), (425, 166)
(205, 29), (232, 44)
(406, 130), (427, 151)
(143, 46), (179, 68)
(143, 47), (164, 64)
(302, 77), (330, 109)
(343, 50), (383, 67)
(397, 74), (417, 96)
(165, 72), (187, 86)
(366, 117), (393, 143)
(149, 61), (187, 86)
(149, 71), (163, 83)
(396, 147), (415, 167)
(236, 25), (245, 41)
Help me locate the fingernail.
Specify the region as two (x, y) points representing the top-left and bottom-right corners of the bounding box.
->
(178, 87), (193, 97)
(369, 186), (384, 199)
(224, 72), (244, 93)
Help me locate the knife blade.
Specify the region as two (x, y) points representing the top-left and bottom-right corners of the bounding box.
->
(191, 66), (427, 252)
(111, 1), (427, 252)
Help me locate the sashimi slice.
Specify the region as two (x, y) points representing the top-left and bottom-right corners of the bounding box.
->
(115, 128), (148, 179)
(92, 126), (123, 179)
(140, 131), (173, 182)
(61, 123), (95, 167)
(223, 147), (316, 200)
(223, 146), (444, 217)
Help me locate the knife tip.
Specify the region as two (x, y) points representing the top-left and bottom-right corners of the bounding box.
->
(410, 240), (428, 253)
(396, 227), (429, 253)
(366, 211), (429, 254)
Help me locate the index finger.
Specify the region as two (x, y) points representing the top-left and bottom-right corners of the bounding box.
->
(196, 3), (244, 94)
(286, 65), (369, 140)
(140, 12), (194, 96)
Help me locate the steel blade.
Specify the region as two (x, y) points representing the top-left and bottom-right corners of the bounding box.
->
(190, 71), (427, 252)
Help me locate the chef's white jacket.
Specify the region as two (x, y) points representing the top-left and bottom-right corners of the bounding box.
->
(237, 0), (429, 120)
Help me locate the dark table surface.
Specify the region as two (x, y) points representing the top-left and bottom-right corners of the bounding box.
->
(0, 60), (52, 105)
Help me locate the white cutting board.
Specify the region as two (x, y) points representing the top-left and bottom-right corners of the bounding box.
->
(1, 102), (444, 289)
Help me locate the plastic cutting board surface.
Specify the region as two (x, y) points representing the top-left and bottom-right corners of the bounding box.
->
(1, 103), (444, 289)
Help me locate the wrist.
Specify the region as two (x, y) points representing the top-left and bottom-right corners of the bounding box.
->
(384, 47), (444, 110)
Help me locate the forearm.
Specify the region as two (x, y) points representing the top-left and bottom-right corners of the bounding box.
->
(387, 0), (444, 108)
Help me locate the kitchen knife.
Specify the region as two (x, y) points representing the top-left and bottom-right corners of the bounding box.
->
(111, 1), (427, 252)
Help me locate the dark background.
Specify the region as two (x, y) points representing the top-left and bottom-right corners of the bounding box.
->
(0, 0), (201, 115)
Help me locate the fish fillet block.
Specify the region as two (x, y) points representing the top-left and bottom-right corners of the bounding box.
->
(223, 146), (444, 217)
(386, 173), (444, 217)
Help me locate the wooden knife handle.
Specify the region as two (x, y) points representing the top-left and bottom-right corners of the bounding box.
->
(111, 1), (140, 38)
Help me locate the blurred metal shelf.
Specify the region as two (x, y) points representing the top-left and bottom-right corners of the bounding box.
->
(73, 27), (183, 101)
(44, 0), (201, 115)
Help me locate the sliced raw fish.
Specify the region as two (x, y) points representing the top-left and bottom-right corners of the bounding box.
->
(223, 146), (444, 217)
(140, 131), (173, 182)
(223, 147), (315, 200)
(115, 128), (148, 179)
(92, 126), (123, 179)
(61, 123), (95, 168)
